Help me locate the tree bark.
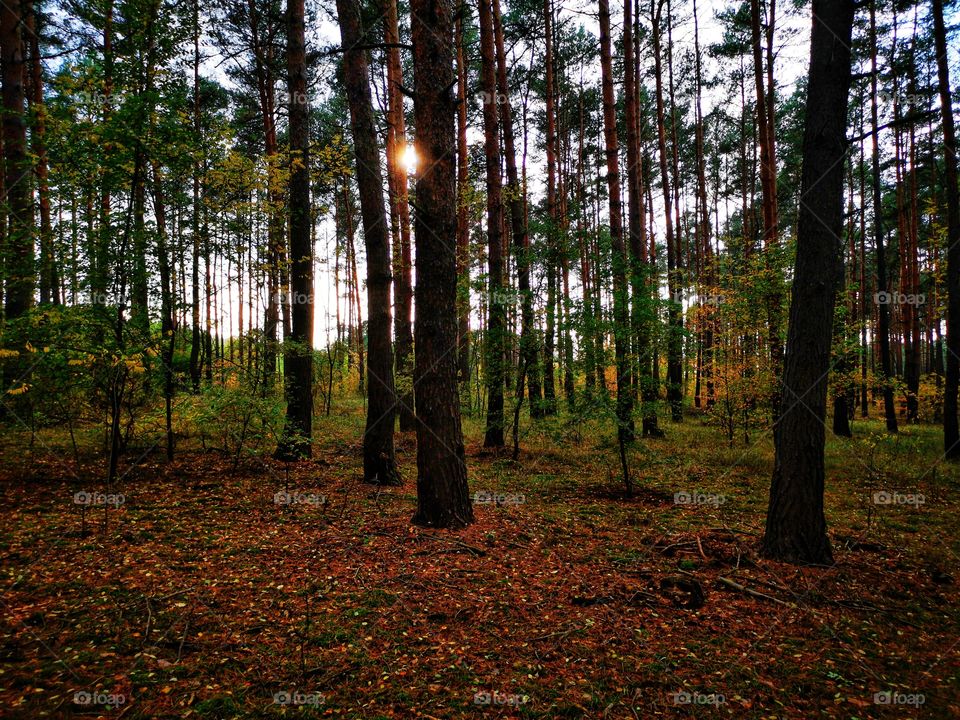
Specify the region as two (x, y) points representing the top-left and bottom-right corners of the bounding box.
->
(479, 0), (506, 447)
(410, 0), (473, 527)
(761, 0), (855, 565)
(383, 0), (415, 431)
(337, 0), (400, 483)
(869, 2), (898, 433)
(1, 0), (33, 318)
(652, 0), (682, 422)
(495, 0), (541, 420)
(934, 0), (960, 457)
(277, 0), (314, 460)
(599, 0), (635, 454)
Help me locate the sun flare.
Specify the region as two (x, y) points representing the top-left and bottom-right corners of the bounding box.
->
(401, 143), (418, 175)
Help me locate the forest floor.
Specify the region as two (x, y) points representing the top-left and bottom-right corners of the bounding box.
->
(0, 401), (958, 719)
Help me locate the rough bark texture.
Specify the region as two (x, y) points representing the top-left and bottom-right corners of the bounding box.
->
(599, 0), (635, 445)
(1, 0), (33, 319)
(934, 0), (960, 457)
(455, 13), (471, 388)
(479, 0), (506, 448)
(761, 0), (855, 565)
(277, 0), (314, 460)
(383, 0), (415, 431)
(410, 0), (473, 527)
(337, 0), (400, 484)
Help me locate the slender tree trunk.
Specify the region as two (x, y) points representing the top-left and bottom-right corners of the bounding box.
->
(455, 13), (471, 388)
(494, 0), (541, 421)
(189, 0), (202, 391)
(409, 0), (473, 527)
(337, 0), (400, 483)
(751, 0), (782, 392)
(384, 0), (415, 431)
(869, 2), (898, 433)
(652, 0), (682, 421)
(599, 0), (635, 471)
(152, 162), (175, 459)
(26, 2), (55, 305)
(479, 0), (505, 448)
(761, 0), (855, 565)
(625, 0), (661, 437)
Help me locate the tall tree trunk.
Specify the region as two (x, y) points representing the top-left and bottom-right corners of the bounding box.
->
(26, 2), (55, 305)
(384, 0), (415, 431)
(599, 0), (635, 466)
(934, 0), (960, 457)
(751, 0), (782, 392)
(479, 0), (505, 447)
(625, 0), (660, 436)
(277, 0), (314, 460)
(455, 13), (471, 388)
(151, 162), (175, 460)
(409, 0), (473, 527)
(1, 0), (33, 319)
(869, 2), (898, 433)
(495, 0), (541, 420)
(652, 0), (682, 422)
(761, 0), (855, 565)
(337, 0), (400, 484)
(692, 0), (714, 411)
(189, 0), (202, 391)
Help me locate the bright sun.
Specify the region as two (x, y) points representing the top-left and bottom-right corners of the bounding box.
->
(401, 144), (418, 175)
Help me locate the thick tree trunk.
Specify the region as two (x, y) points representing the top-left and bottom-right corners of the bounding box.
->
(761, 0), (855, 565)
(1, 0), (33, 318)
(409, 0), (473, 527)
(337, 0), (400, 483)
(277, 0), (314, 460)
(933, 0), (960, 457)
